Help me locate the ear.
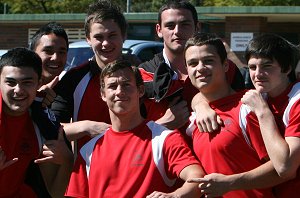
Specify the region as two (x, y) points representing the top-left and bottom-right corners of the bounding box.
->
(223, 59), (229, 72)
(100, 89), (107, 102)
(156, 23), (163, 39)
(86, 36), (92, 47)
(138, 85), (145, 98)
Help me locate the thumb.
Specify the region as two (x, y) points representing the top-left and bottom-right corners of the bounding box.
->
(47, 76), (59, 89)
(217, 115), (223, 126)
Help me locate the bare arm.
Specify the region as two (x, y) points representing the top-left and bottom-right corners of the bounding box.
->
(62, 120), (110, 141)
(242, 90), (300, 179)
(188, 161), (287, 197)
(147, 164), (204, 198)
(191, 92), (223, 132)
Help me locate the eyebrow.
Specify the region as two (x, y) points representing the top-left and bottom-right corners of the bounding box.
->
(5, 77), (34, 81)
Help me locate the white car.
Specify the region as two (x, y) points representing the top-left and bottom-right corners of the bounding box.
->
(0, 49), (7, 58)
(65, 39), (163, 70)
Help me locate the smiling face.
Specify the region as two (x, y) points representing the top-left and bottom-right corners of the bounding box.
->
(34, 33), (68, 84)
(185, 45), (228, 96)
(248, 56), (291, 97)
(87, 19), (124, 68)
(101, 67), (144, 117)
(157, 8), (196, 55)
(0, 66), (41, 116)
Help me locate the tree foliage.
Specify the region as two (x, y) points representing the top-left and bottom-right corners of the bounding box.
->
(0, 0), (300, 14)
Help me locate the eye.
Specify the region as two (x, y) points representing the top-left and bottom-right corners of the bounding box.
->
(248, 65), (256, 70)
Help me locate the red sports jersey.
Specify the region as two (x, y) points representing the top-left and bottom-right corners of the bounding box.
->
(267, 82), (300, 197)
(187, 91), (274, 198)
(65, 120), (199, 198)
(76, 74), (111, 149)
(0, 111), (39, 197)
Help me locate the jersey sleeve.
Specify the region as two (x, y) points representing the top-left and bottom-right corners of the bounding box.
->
(163, 130), (200, 178)
(65, 154), (89, 198)
(285, 99), (300, 138)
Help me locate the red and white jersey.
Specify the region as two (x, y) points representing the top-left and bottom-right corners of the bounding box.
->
(267, 82), (300, 197)
(65, 120), (199, 198)
(186, 91), (274, 198)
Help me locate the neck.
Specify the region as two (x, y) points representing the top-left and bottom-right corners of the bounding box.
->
(164, 49), (187, 80)
(201, 84), (235, 102)
(109, 111), (145, 132)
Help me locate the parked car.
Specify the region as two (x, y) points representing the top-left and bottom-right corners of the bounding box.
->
(65, 39), (163, 70)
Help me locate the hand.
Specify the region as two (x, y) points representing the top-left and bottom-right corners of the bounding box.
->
(34, 127), (73, 165)
(38, 76), (59, 107)
(146, 191), (179, 198)
(0, 146), (18, 170)
(188, 173), (232, 198)
(156, 97), (190, 129)
(241, 90), (268, 116)
(194, 102), (223, 133)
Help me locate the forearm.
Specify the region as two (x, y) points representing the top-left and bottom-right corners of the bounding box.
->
(256, 109), (291, 177)
(176, 164), (204, 198)
(172, 181), (201, 198)
(228, 161), (286, 191)
(40, 159), (73, 198)
(62, 121), (89, 141)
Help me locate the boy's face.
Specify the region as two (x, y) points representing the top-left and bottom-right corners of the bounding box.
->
(87, 19), (124, 68)
(185, 44), (228, 94)
(34, 33), (68, 84)
(157, 8), (196, 55)
(0, 66), (41, 116)
(101, 67), (144, 116)
(248, 56), (290, 97)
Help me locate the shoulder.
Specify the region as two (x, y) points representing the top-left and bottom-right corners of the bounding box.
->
(54, 62), (91, 93)
(138, 52), (164, 72)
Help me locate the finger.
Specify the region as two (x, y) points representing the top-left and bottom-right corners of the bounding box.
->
(216, 115), (223, 126)
(34, 156), (53, 163)
(42, 150), (54, 156)
(187, 178), (209, 183)
(47, 76), (59, 88)
(3, 158), (18, 169)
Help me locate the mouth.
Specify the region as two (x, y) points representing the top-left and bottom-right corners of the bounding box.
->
(46, 64), (62, 69)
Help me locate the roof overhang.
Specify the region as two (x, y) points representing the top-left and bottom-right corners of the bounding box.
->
(197, 6), (300, 22)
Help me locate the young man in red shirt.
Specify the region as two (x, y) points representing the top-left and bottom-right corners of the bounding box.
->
(184, 33), (285, 197)
(189, 34), (300, 197)
(51, 0), (140, 149)
(0, 48), (73, 197)
(65, 60), (204, 198)
(138, 0), (244, 130)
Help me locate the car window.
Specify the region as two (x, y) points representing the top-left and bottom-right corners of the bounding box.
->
(65, 47), (93, 70)
(137, 47), (158, 62)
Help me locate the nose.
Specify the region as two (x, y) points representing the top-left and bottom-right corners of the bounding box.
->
(196, 61), (206, 72)
(254, 66), (264, 77)
(115, 85), (125, 96)
(50, 52), (58, 60)
(102, 39), (109, 47)
(14, 84), (24, 94)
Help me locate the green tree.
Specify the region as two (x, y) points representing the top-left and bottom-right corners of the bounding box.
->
(202, 0), (300, 6)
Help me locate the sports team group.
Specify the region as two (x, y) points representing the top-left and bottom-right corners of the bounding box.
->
(0, 0), (299, 197)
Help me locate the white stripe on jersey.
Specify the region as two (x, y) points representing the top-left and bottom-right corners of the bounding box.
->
(147, 121), (176, 187)
(283, 82), (300, 126)
(73, 72), (92, 122)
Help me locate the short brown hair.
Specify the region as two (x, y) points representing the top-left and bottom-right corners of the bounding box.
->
(100, 60), (143, 90)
